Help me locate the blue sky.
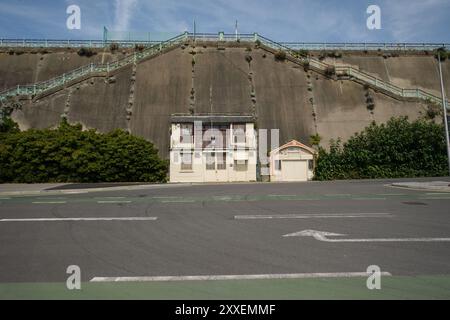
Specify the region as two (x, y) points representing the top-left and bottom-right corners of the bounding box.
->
(0, 0), (449, 42)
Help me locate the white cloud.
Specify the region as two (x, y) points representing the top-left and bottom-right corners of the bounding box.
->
(384, 0), (450, 41)
(114, 0), (138, 31)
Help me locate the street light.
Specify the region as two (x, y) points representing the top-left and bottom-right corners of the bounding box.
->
(438, 50), (450, 176)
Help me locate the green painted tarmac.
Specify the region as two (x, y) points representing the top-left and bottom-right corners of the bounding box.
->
(1, 275), (450, 300)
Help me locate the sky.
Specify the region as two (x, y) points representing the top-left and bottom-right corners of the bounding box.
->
(0, 0), (449, 43)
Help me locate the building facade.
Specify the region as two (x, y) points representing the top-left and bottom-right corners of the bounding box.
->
(269, 140), (316, 182)
(169, 114), (257, 183)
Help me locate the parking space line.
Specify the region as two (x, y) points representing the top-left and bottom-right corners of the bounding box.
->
(90, 271), (392, 282)
(235, 213), (393, 220)
(0, 217), (157, 222)
(32, 201), (67, 204)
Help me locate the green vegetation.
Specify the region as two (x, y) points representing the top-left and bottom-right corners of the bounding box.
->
(134, 44), (145, 52)
(77, 47), (96, 57)
(274, 50), (287, 61)
(434, 47), (448, 61)
(314, 117), (448, 180)
(0, 119), (168, 183)
(309, 133), (322, 147)
(109, 42), (120, 52)
(297, 49), (309, 58)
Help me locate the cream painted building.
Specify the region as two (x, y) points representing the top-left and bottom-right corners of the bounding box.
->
(169, 114), (257, 183)
(269, 140), (316, 182)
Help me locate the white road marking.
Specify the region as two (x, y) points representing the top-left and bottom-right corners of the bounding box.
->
(235, 213), (393, 220)
(97, 200), (132, 204)
(94, 196), (126, 199)
(90, 271), (392, 282)
(0, 197), (11, 200)
(426, 193), (450, 195)
(152, 196), (183, 199)
(376, 193), (406, 196)
(0, 217), (157, 222)
(325, 194), (351, 197)
(352, 197), (387, 200)
(61, 190), (88, 194)
(161, 200), (195, 203)
(268, 194), (297, 197)
(283, 229), (450, 242)
(32, 201), (67, 204)
(420, 197), (450, 200)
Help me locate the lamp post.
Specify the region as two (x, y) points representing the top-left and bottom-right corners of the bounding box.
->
(438, 50), (450, 175)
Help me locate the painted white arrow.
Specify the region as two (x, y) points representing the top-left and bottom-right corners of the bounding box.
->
(283, 230), (450, 242)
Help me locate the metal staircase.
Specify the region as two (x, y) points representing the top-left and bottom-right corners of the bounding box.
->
(256, 34), (449, 109)
(0, 32), (448, 110)
(0, 32), (189, 102)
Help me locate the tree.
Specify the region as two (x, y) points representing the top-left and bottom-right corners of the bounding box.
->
(0, 119), (168, 183)
(314, 117), (448, 180)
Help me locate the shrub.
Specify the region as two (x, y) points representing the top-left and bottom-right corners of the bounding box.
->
(434, 47), (448, 61)
(298, 49), (309, 58)
(134, 44), (145, 52)
(109, 42), (119, 52)
(77, 47), (96, 57)
(274, 50), (286, 61)
(309, 134), (322, 147)
(0, 119), (168, 183)
(314, 117), (448, 180)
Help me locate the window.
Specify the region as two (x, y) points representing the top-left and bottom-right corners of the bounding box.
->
(308, 159), (314, 170)
(203, 125), (228, 149)
(180, 123), (193, 144)
(234, 160), (248, 172)
(233, 124), (246, 144)
(180, 152), (192, 171)
(274, 160), (282, 171)
(206, 153), (216, 170)
(217, 153), (226, 170)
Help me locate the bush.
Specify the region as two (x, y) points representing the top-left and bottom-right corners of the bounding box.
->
(77, 47), (96, 57)
(109, 43), (119, 52)
(309, 134), (322, 147)
(134, 44), (145, 52)
(434, 47), (448, 61)
(297, 49), (309, 58)
(314, 117), (448, 180)
(274, 50), (286, 61)
(0, 117), (19, 134)
(0, 119), (168, 183)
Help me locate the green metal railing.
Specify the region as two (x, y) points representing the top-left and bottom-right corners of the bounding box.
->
(255, 34), (449, 109)
(0, 32), (188, 101)
(0, 31), (448, 110)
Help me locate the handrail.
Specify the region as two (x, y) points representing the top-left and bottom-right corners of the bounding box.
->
(1, 34), (448, 51)
(0, 32), (188, 100)
(0, 31), (448, 110)
(255, 34), (449, 109)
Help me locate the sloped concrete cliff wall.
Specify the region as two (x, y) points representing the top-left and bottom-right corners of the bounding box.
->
(3, 44), (449, 158)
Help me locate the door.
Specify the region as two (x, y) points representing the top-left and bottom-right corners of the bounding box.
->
(204, 152), (228, 182)
(281, 160), (307, 181)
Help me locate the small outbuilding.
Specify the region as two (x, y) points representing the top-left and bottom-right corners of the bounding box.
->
(269, 140), (317, 182)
